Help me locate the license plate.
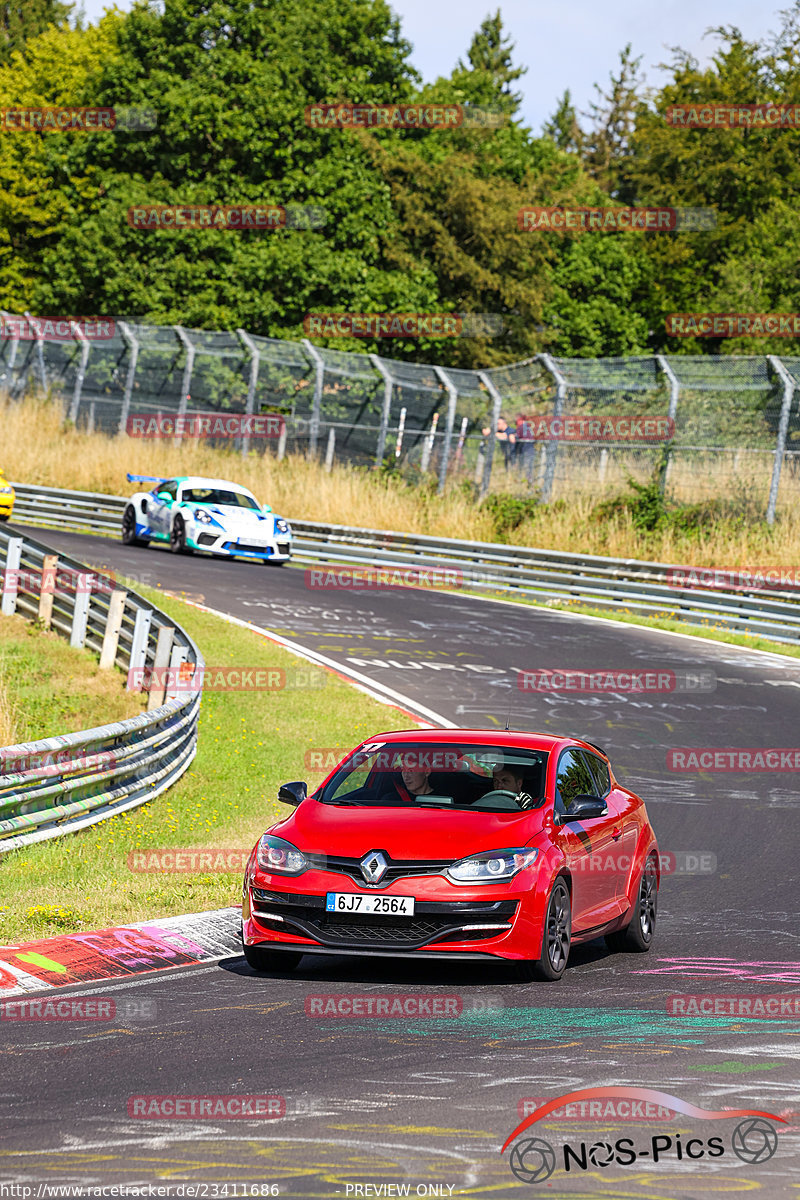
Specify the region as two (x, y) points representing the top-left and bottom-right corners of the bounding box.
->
(326, 892), (415, 916)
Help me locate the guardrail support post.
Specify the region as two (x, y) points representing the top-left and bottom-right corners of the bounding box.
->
(70, 575), (91, 648)
(301, 338), (324, 457)
(324, 428), (336, 472)
(767, 356), (795, 525)
(128, 607), (152, 686)
(477, 371), (503, 499)
(166, 643), (189, 701)
(656, 354), (680, 496)
(38, 554), (58, 629)
(370, 354), (394, 466)
(147, 624), (175, 710)
(0, 312), (20, 399)
(174, 326), (196, 446)
(1, 537), (22, 615)
(434, 367), (458, 494)
(25, 312), (47, 395)
(237, 328), (260, 458)
(68, 321), (91, 426)
(538, 354), (567, 503)
(117, 322), (140, 437)
(100, 590), (128, 668)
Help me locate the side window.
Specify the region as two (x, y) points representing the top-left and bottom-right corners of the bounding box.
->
(581, 751), (611, 798)
(153, 480), (177, 501)
(554, 749), (600, 815)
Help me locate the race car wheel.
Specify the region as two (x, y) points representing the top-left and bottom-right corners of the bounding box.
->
(170, 515), (193, 555)
(605, 854), (657, 953)
(242, 941), (302, 973)
(517, 877), (571, 982)
(121, 504), (148, 546)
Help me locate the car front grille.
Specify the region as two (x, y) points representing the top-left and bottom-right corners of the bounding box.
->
(305, 853), (452, 886)
(250, 888), (517, 950)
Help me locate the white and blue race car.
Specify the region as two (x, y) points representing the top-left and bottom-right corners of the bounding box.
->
(121, 475), (292, 563)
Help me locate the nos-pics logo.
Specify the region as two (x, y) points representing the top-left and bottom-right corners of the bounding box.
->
(502, 1087), (784, 1184)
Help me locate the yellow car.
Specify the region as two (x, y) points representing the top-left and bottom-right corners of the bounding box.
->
(0, 470), (14, 521)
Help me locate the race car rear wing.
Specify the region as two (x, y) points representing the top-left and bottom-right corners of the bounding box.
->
(127, 473), (169, 484)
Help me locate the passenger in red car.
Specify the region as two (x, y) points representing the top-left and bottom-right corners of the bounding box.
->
(393, 763), (434, 801)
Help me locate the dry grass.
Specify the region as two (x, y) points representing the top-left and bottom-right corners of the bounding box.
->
(4, 394), (800, 566)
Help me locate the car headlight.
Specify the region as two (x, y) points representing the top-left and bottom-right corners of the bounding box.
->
(194, 508), (212, 523)
(256, 834), (307, 875)
(446, 847), (539, 884)
(0, 487), (12, 495)
(275, 519), (290, 534)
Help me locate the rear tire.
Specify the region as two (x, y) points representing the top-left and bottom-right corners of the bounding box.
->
(606, 854), (657, 953)
(170, 515), (193, 555)
(516, 878), (571, 982)
(242, 941), (302, 973)
(122, 504), (148, 547)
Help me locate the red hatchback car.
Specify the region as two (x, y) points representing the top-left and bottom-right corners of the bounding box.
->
(241, 729), (660, 981)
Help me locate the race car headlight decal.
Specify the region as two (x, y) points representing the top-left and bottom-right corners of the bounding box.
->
(256, 834), (308, 875)
(275, 519), (290, 534)
(194, 508), (213, 523)
(446, 847), (538, 884)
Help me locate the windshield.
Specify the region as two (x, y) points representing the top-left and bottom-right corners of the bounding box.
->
(180, 487), (260, 510)
(318, 742), (549, 811)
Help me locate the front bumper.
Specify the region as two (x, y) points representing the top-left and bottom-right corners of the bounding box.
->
(0, 494), (14, 519)
(243, 868), (548, 960)
(188, 527), (292, 560)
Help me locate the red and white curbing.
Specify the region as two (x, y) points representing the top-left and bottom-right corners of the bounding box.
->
(0, 906), (242, 996)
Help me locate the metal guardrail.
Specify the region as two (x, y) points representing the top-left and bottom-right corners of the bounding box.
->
(7, 482), (800, 645)
(0, 524), (204, 853)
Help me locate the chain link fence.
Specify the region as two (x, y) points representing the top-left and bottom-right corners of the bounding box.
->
(1, 313), (799, 521)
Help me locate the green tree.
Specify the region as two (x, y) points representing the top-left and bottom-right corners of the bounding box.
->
(0, 0), (72, 66)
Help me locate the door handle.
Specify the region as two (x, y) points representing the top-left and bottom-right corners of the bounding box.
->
(612, 826), (622, 841)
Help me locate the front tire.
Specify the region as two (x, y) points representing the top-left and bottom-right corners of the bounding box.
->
(122, 504), (149, 547)
(242, 941), (302, 973)
(606, 854), (657, 953)
(517, 878), (571, 982)
(170, 515), (193, 555)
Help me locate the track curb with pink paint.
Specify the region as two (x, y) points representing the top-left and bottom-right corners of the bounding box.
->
(0, 906), (242, 997)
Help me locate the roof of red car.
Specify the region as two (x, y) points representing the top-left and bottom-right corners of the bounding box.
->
(362, 728), (595, 754)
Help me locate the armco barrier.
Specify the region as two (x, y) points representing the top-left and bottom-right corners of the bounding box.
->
(7, 482), (800, 645)
(0, 526), (203, 853)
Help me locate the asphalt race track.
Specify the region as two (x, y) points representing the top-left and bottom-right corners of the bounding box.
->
(2, 524), (799, 1198)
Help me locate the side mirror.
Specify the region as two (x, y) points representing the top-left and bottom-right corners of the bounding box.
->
(263, 504), (272, 514)
(564, 795), (607, 820)
(156, 492), (173, 504)
(278, 780), (307, 806)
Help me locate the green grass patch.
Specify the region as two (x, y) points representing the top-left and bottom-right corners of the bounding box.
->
(0, 612), (145, 746)
(0, 586), (417, 942)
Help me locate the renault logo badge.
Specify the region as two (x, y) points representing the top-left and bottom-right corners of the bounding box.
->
(360, 851), (388, 884)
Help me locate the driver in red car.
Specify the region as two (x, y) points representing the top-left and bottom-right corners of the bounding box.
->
(492, 761), (537, 810)
(393, 759), (434, 801)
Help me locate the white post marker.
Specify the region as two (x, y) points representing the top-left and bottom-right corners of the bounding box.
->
(1, 537), (22, 616)
(99, 590), (128, 669)
(70, 574), (91, 648)
(147, 624), (175, 710)
(38, 554), (58, 629)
